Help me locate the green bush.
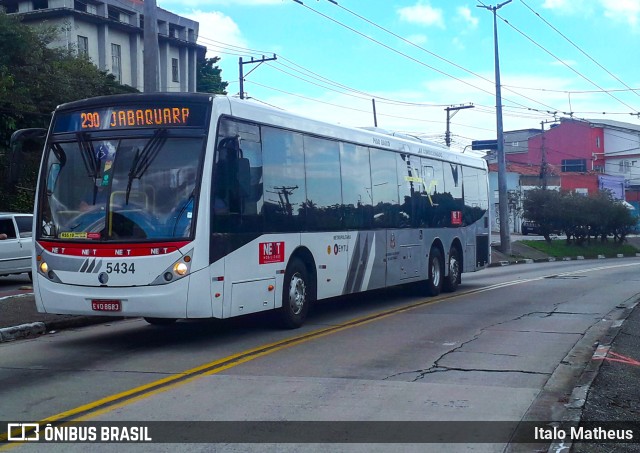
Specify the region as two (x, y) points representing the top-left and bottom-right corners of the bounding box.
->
(523, 189), (635, 244)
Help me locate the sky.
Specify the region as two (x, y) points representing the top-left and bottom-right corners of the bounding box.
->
(156, 0), (640, 151)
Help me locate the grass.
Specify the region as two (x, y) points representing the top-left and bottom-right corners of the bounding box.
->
(520, 239), (639, 258)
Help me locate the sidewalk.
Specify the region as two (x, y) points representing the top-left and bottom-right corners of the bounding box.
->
(0, 290), (119, 341)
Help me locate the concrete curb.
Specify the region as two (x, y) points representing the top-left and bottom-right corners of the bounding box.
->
(546, 300), (639, 453)
(0, 316), (124, 342)
(488, 253), (638, 268)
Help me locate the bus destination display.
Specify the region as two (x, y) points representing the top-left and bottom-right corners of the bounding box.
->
(53, 103), (208, 132)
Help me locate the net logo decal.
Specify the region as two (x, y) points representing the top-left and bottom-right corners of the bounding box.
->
(259, 242), (285, 264)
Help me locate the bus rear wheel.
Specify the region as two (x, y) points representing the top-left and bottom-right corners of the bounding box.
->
(279, 258), (311, 329)
(443, 247), (461, 293)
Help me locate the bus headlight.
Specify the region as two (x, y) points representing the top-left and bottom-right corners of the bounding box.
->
(39, 261), (49, 274)
(151, 250), (193, 285)
(174, 262), (188, 276)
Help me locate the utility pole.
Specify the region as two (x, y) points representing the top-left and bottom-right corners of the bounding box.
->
(444, 104), (474, 147)
(239, 54), (277, 99)
(143, 0), (160, 92)
(540, 121), (547, 189)
(478, 0), (512, 255)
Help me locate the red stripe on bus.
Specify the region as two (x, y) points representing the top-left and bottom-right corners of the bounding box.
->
(37, 241), (190, 257)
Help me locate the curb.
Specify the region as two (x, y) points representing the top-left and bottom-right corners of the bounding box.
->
(0, 316), (124, 342)
(488, 253), (638, 268)
(546, 299), (639, 453)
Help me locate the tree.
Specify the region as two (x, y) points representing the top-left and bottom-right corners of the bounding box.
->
(523, 188), (637, 245)
(522, 188), (563, 242)
(0, 11), (138, 212)
(197, 56), (228, 94)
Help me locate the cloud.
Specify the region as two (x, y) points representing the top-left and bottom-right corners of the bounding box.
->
(541, 0), (594, 15)
(456, 6), (479, 30)
(183, 10), (249, 53)
(600, 0), (640, 29)
(397, 2), (445, 28)
(159, 0), (283, 7)
(405, 34), (428, 45)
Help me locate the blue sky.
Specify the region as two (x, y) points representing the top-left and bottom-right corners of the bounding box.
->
(157, 0), (640, 150)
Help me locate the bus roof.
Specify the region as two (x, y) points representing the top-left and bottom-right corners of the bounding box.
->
(223, 96), (487, 170)
(52, 93), (487, 170)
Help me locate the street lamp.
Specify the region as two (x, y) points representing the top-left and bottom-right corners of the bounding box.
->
(478, 0), (512, 255)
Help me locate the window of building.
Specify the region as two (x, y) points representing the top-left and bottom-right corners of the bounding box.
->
(596, 136), (601, 148)
(111, 44), (121, 83)
(74, 0), (86, 12)
(561, 159), (586, 172)
(77, 36), (88, 57)
(171, 58), (179, 83)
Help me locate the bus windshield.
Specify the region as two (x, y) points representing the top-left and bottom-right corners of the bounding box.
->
(38, 131), (205, 242)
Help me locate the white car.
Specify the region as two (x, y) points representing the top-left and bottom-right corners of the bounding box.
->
(0, 212), (33, 280)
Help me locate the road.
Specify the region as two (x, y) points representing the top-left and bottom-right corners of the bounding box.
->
(0, 275), (32, 295)
(2, 258), (640, 452)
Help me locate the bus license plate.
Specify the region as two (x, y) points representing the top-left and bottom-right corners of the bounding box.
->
(91, 300), (121, 312)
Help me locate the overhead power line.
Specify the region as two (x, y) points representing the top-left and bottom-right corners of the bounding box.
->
(319, 0), (564, 115)
(519, 0), (640, 99)
(290, 0), (563, 114)
(493, 10), (640, 114)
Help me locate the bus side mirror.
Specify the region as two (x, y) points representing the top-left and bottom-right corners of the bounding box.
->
(8, 128), (47, 187)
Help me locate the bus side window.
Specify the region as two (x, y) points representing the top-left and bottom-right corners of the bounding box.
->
(214, 137), (242, 214)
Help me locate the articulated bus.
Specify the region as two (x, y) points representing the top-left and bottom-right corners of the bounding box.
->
(30, 93), (490, 328)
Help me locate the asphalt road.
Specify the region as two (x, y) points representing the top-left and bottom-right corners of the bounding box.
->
(1, 259), (639, 452)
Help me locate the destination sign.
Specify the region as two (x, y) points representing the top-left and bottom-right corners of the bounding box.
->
(53, 103), (209, 133)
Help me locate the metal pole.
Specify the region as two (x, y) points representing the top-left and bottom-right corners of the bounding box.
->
(239, 57), (244, 99)
(372, 99), (378, 127)
(444, 104), (474, 147)
(479, 0), (511, 254)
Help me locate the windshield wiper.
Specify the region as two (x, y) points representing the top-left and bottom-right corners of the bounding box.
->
(126, 128), (168, 205)
(76, 132), (100, 204)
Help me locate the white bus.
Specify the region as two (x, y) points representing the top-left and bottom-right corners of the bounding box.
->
(31, 93), (490, 328)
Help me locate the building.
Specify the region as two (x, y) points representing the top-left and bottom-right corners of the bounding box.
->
(1, 0), (206, 92)
(486, 161), (561, 233)
(481, 118), (638, 232)
(483, 128), (541, 164)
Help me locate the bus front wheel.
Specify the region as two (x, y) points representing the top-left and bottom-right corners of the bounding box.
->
(279, 258), (311, 329)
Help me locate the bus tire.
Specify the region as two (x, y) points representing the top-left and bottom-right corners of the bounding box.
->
(443, 247), (460, 293)
(425, 247), (443, 296)
(144, 317), (177, 326)
(279, 258), (311, 329)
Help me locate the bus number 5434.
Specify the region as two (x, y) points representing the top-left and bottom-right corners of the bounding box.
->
(106, 262), (135, 274)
